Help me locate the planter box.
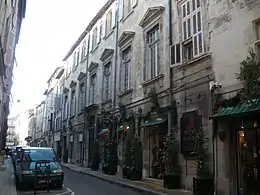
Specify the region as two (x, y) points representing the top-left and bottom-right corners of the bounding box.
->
(163, 174), (181, 189)
(193, 177), (214, 195)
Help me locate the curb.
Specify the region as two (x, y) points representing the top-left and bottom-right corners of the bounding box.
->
(63, 165), (166, 195)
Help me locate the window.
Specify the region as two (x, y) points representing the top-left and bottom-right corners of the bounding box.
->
(255, 20), (260, 58)
(170, 43), (181, 65)
(92, 26), (98, 49)
(70, 90), (76, 116)
(81, 40), (86, 61)
(181, 0), (204, 60)
(146, 25), (160, 80)
(103, 63), (111, 100)
(118, 0), (137, 21)
(106, 10), (112, 34)
(120, 46), (131, 92)
(78, 82), (85, 112)
(89, 74), (96, 104)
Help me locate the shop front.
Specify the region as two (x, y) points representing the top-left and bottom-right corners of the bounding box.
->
(141, 108), (168, 180)
(212, 99), (260, 195)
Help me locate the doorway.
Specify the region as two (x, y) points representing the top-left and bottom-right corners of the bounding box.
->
(236, 128), (260, 194)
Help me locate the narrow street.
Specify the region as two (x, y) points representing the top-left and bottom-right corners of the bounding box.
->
(63, 167), (142, 195)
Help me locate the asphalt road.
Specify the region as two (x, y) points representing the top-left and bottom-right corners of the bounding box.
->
(63, 167), (142, 195)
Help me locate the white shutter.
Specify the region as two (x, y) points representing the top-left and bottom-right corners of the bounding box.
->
(85, 36), (89, 56)
(89, 32), (93, 52)
(97, 22), (101, 44)
(131, 0), (137, 8)
(192, 9), (203, 57)
(102, 16), (106, 39)
(118, 0), (124, 21)
(111, 4), (116, 28)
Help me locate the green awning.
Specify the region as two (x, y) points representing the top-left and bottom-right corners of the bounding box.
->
(211, 99), (260, 119)
(98, 128), (109, 135)
(141, 117), (167, 127)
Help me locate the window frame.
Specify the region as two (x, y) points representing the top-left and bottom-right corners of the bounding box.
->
(120, 46), (132, 92)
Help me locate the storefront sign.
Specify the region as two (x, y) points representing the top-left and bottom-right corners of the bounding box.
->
(78, 134), (83, 142)
(180, 110), (201, 159)
(54, 132), (60, 142)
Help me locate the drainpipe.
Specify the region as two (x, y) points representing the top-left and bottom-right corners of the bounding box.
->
(168, 0), (173, 133)
(82, 32), (90, 166)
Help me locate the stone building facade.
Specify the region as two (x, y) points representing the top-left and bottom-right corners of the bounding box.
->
(37, 0), (260, 193)
(0, 0), (26, 150)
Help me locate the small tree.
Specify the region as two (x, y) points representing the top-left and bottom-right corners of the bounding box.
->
(236, 49), (260, 100)
(164, 129), (180, 175)
(195, 128), (211, 178)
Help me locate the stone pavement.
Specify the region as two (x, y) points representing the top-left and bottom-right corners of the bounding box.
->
(61, 163), (192, 195)
(0, 156), (18, 195)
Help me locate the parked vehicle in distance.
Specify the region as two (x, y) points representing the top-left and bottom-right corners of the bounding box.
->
(13, 145), (30, 175)
(16, 147), (64, 189)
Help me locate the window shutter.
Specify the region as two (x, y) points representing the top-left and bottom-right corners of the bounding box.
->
(128, 61), (132, 89)
(118, 0), (124, 21)
(85, 36), (89, 55)
(131, 0), (137, 8)
(89, 31), (93, 51)
(192, 9), (203, 57)
(102, 16), (106, 38)
(97, 23), (101, 44)
(111, 4), (116, 28)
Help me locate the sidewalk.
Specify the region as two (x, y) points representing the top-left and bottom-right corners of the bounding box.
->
(0, 156), (18, 195)
(62, 163), (192, 195)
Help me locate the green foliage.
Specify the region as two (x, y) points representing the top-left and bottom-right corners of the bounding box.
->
(195, 128), (211, 178)
(124, 137), (143, 171)
(103, 138), (117, 170)
(163, 129), (180, 175)
(236, 49), (260, 100)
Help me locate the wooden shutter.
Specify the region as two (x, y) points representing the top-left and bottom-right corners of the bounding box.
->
(111, 4), (116, 28)
(118, 0), (124, 21)
(131, 0), (137, 8)
(89, 31), (93, 51)
(97, 23), (101, 44)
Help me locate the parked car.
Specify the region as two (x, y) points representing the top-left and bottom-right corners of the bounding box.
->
(13, 145), (30, 175)
(16, 147), (64, 189)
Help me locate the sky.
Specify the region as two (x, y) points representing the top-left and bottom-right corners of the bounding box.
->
(10, 0), (107, 141)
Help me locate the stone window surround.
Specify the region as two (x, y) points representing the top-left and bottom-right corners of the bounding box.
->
(118, 31), (135, 97)
(87, 62), (99, 105)
(139, 6), (165, 85)
(77, 72), (86, 115)
(69, 81), (77, 118)
(100, 49), (114, 103)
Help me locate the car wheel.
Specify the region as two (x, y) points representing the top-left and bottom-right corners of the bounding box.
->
(55, 181), (63, 189)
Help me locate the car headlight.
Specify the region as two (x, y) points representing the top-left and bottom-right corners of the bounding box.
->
(21, 170), (33, 175)
(53, 169), (63, 174)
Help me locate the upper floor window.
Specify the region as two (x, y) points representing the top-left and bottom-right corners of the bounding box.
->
(70, 90), (76, 116)
(76, 48), (80, 65)
(63, 95), (68, 120)
(254, 19), (260, 59)
(89, 74), (96, 104)
(146, 25), (160, 80)
(106, 10), (113, 34)
(118, 0), (137, 21)
(92, 26), (98, 49)
(103, 63), (111, 100)
(78, 82), (85, 112)
(120, 46), (132, 92)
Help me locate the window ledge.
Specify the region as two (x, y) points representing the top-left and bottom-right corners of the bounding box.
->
(122, 9), (134, 23)
(69, 114), (75, 119)
(90, 45), (99, 53)
(118, 89), (133, 97)
(104, 30), (114, 40)
(101, 98), (112, 105)
(178, 53), (211, 69)
(77, 111), (84, 116)
(141, 74), (164, 87)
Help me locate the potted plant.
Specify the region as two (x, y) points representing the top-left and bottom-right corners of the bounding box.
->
(129, 137), (143, 180)
(163, 129), (181, 189)
(194, 128), (214, 195)
(103, 138), (117, 175)
(123, 138), (132, 179)
(91, 140), (100, 171)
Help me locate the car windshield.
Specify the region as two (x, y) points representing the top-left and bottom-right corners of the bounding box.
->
(22, 148), (56, 162)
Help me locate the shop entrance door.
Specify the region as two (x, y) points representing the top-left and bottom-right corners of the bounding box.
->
(237, 128), (260, 195)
